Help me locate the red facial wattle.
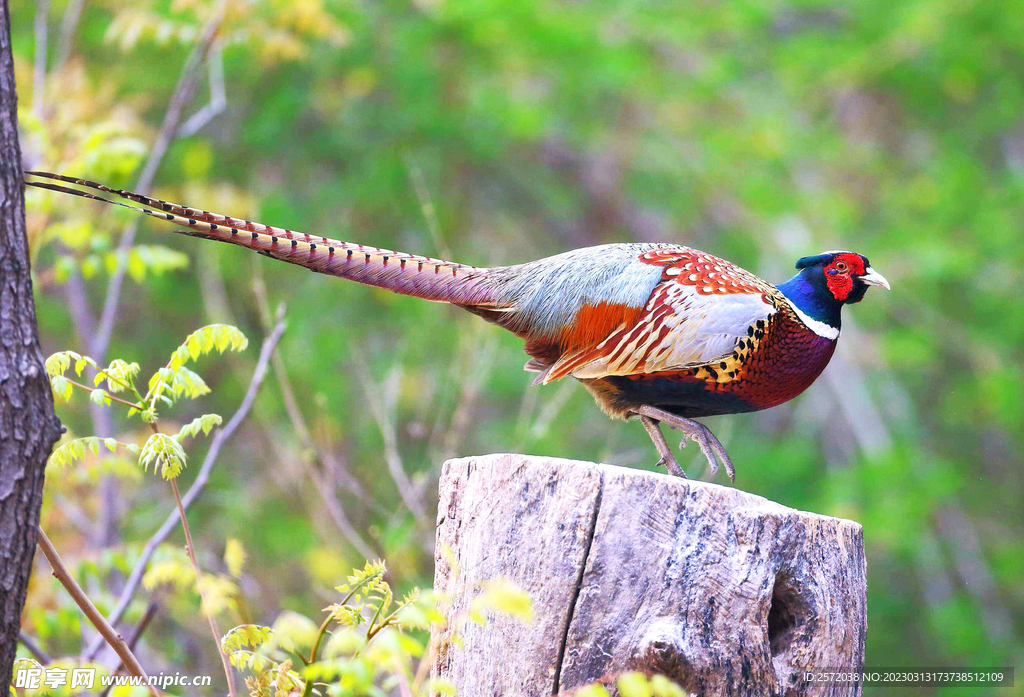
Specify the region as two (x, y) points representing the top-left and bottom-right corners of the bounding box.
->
(822, 253), (866, 301)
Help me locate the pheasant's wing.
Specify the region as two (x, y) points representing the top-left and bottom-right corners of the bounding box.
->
(540, 248), (780, 383)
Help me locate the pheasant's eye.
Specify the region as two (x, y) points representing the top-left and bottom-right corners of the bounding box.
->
(834, 261), (848, 272)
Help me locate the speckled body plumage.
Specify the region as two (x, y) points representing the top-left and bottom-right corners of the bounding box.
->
(27, 171), (889, 480)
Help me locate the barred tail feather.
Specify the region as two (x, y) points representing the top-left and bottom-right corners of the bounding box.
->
(25, 171), (496, 306)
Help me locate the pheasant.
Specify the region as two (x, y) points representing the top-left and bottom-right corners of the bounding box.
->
(25, 171), (889, 481)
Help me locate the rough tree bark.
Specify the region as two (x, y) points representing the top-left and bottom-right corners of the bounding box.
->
(433, 454), (866, 697)
(0, 0), (63, 687)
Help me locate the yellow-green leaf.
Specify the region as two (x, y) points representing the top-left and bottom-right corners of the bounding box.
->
(224, 538), (247, 577)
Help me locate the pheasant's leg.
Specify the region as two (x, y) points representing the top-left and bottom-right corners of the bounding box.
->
(638, 416), (687, 478)
(636, 405), (736, 483)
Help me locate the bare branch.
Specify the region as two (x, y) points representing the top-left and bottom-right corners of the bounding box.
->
(53, 0), (84, 72)
(91, 4), (226, 360)
(525, 380), (575, 443)
(201, 253), (377, 560)
(404, 153), (449, 259)
(936, 503), (1014, 644)
(32, 0), (49, 117)
(17, 632), (51, 665)
(354, 351), (429, 525)
(83, 312), (286, 660)
(251, 263), (379, 559)
(53, 494), (94, 537)
(438, 332), (498, 464)
(62, 266), (121, 547)
(36, 528), (157, 696)
(127, 603), (159, 650)
(99, 603), (159, 697)
(178, 40), (227, 139)
(169, 477), (236, 697)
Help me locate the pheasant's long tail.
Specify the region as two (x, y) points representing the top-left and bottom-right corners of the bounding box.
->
(25, 171), (496, 306)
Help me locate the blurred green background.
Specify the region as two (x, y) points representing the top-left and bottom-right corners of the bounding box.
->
(9, 0), (1023, 694)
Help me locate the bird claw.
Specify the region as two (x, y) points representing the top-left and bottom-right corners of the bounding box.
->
(637, 407), (733, 482)
(667, 420), (734, 482)
(680, 431), (719, 477)
(655, 455), (688, 479)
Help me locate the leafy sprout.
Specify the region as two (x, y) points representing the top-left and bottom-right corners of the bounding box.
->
(45, 325), (247, 479)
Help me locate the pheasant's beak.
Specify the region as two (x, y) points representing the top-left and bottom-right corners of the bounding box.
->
(860, 267), (890, 290)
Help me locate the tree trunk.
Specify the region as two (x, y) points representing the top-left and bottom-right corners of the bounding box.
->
(432, 454), (866, 697)
(0, 0), (63, 687)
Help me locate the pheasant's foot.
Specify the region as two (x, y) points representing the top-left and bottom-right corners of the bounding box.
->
(638, 415), (687, 478)
(636, 405), (736, 483)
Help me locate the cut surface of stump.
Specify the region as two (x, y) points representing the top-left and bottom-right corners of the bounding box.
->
(432, 454), (866, 697)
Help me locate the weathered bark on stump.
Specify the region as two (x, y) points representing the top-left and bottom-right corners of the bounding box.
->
(433, 454), (866, 697)
(0, 1), (63, 688)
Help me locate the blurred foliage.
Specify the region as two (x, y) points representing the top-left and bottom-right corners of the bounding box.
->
(7, 0), (1024, 694)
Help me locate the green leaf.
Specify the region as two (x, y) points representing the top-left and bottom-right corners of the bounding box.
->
(574, 686), (611, 697)
(471, 579), (534, 623)
(120, 245), (189, 283)
(617, 672), (653, 697)
(224, 539), (247, 577)
(139, 432), (187, 479)
(176, 414), (223, 440)
(426, 679), (457, 696)
(50, 375), (73, 402)
(167, 324), (248, 372)
(102, 359), (140, 392)
(221, 624), (274, 653)
(650, 675), (687, 697)
(45, 352), (71, 378)
(48, 437), (136, 470)
(168, 366), (210, 400)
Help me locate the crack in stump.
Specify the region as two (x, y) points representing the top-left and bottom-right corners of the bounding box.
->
(551, 474), (603, 696)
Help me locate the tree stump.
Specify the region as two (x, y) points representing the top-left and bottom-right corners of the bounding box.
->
(432, 454), (866, 697)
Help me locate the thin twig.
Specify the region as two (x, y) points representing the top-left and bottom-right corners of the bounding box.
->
(83, 313), (286, 659)
(404, 153), (449, 259)
(411, 634), (437, 693)
(36, 528), (158, 696)
(54, 0), (84, 72)
(354, 352), (429, 525)
(250, 264), (379, 558)
(178, 40), (227, 139)
(17, 632), (51, 665)
(250, 262), (369, 500)
(169, 477), (236, 696)
(936, 503), (1014, 643)
(62, 377), (142, 409)
(99, 603), (159, 697)
(205, 257), (377, 559)
(53, 494), (94, 537)
(32, 0), (50, 117)
(438, 332), (497, 464)
(58, 258), (121, 548)
(91, 4), (226, 360)
(526, 380), (576, 442)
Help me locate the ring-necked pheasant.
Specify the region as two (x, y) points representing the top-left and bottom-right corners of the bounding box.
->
(26, 171), (889, 481)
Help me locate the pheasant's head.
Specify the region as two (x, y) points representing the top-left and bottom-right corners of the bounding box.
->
(778, 250), (889, 334)
(795, 251), (890, 304)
